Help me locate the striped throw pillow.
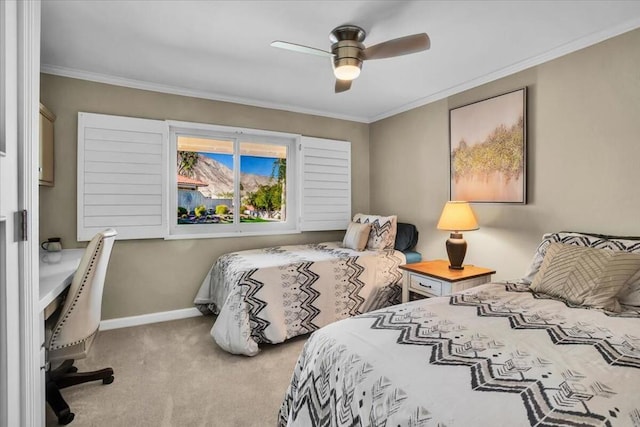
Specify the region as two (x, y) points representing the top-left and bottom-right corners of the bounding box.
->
(530, 242), (640, 312)
(342, 222), (371, 251)
(523, 231), (640, 285)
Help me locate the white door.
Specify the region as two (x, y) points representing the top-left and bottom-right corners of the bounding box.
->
(1, 1), (41, 426)
(0, 1), (22, 426)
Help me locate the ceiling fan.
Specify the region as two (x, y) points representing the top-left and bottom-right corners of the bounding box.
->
(271, 25), (430, 93)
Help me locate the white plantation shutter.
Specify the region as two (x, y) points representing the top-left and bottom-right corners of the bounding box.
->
(77, 113), (168, 241)
(298, 136), (351, 231)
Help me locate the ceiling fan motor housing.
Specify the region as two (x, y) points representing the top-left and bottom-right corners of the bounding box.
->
(330, 25), (366, 77)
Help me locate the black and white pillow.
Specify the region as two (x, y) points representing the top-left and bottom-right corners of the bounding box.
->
(352, 214), (398, 251)
(530, 243), (640, 312)
(523, 231), (640, 307)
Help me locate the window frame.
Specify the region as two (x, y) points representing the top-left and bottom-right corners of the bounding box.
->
(167, 121), (300, 239)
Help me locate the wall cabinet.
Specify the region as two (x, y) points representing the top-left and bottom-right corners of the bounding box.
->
(39, 103), (55, 186)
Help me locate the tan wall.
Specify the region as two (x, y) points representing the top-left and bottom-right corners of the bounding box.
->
(370, 28), (640, 281)
(39, 75), (369, 319)
(41, 27), (640, 319)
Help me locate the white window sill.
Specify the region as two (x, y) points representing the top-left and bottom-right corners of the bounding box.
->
(164, 228), (302, 240)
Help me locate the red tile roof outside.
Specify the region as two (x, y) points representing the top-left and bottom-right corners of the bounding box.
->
(177, 174), (208, 187)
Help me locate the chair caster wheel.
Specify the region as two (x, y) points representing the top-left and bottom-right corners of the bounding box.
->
(67, 366), (78, 373)
(103, 375), (114, 385)
(58, 410), (75, 425)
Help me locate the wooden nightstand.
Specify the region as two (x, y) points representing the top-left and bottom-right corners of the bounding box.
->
(399, 260), (495, 303)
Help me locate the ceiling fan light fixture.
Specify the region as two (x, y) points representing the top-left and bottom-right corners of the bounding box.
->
(333, 57), (362, 81)
(334, 64), (361, 80)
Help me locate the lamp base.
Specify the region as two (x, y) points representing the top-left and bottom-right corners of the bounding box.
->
(445, 233), (467, 270)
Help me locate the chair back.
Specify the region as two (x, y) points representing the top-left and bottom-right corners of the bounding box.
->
(47, 228), (117, 362)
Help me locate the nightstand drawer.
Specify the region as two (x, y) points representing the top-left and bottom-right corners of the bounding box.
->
(409, 274), (442, 297)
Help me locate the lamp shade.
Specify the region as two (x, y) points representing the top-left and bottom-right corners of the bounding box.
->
(437, 201), (479, 232)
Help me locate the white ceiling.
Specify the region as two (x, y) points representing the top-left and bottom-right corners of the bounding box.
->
(41, 1), (640, 123)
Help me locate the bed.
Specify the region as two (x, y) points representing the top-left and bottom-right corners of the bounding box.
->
(279, 231), (640, 426)
(194, 216), (419, 356)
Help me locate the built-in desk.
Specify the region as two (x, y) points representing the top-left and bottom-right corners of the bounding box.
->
(39, 248), (84, 422)
(39, 248), (84, 319)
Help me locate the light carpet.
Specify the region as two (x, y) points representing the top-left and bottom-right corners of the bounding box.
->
(45, 315), (307, 426)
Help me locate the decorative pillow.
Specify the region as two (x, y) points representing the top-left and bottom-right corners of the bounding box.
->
(394, 223), (419, 252)
(523, 232), (640, 279)
(342, 222), (371, 251)
(353, 214), (398, 250)
(530, 242), (640, 312)
(617, 271), (640, 307)
(522, 231), (640, 306)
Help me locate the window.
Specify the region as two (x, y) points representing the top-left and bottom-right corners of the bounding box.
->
(77, 113), (351, 241)
(168, 122), (297, 237)
(176, 136), (236, 225)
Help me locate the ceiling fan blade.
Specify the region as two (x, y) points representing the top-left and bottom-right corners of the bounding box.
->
(335, 79), (352, 93)
(363, 33), (430, 60)
(270, 41), (333, 58)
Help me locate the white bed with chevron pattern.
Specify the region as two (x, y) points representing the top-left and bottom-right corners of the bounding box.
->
(194, 242), (405, 356)
(279, 232), (640, 426)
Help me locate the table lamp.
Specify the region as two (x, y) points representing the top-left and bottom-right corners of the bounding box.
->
(436, 201), (479, 270)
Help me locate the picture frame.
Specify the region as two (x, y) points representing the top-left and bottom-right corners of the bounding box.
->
(449, 87), (527, 204)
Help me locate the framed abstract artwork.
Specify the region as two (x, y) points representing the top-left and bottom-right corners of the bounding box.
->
(449, 87), (527, 204)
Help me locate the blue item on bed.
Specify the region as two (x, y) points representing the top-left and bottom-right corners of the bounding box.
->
(403, 250), (422, 264)
(395, 223), (420, 263)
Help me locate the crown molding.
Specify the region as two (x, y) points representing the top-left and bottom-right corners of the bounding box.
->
(369, 17), (640, 123)
(40, 64), (370, 123)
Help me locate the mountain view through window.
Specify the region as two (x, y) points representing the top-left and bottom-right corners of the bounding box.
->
(176, 136), (287, 225)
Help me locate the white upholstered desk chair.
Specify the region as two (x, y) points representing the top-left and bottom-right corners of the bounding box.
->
(45, 228), (117, 425)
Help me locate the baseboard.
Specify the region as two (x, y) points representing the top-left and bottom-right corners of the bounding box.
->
(100, 307), (203, 331)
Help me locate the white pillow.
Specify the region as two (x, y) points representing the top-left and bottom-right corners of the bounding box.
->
(342, 222), (371, 251)
(352, 214), (397, 250)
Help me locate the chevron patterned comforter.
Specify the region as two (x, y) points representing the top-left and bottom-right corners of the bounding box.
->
(279, 283), (640, 426)
(194, 242), (405, 356)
